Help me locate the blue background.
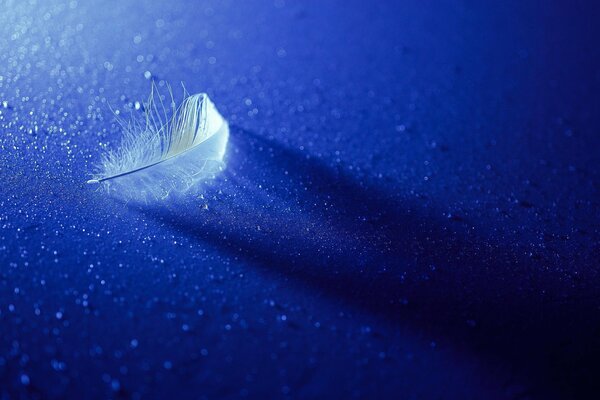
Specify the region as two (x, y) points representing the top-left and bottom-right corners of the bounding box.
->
(1, 0), (599, 398)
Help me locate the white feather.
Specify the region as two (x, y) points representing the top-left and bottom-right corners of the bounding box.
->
(88, 84), (229, 202)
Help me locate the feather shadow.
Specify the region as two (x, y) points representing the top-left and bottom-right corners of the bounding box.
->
(141, 126), (600, 399)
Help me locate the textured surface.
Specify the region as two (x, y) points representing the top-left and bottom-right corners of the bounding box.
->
(1, 0), (599, 399)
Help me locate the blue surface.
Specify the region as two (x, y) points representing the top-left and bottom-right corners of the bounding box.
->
(1, 0), (599, 398)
